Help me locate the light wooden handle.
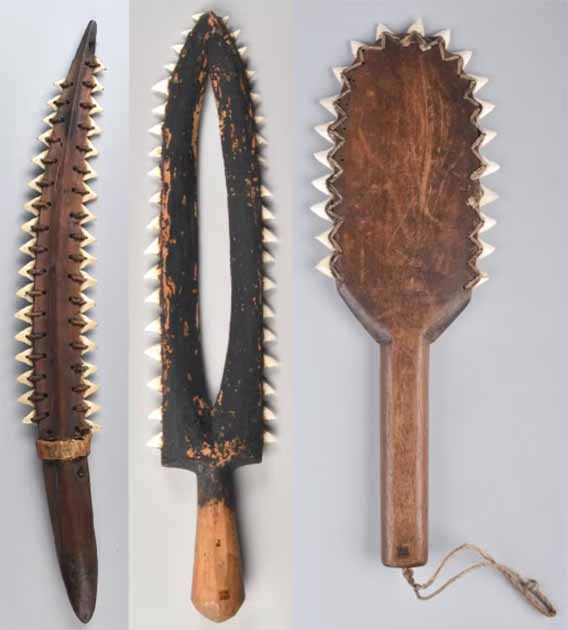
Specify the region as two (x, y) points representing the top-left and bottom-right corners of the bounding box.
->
(191, 469), (244, 622)
(380, 334), (429, 568)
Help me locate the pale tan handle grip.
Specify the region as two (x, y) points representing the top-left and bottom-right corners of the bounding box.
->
(191, 469), (244, 622)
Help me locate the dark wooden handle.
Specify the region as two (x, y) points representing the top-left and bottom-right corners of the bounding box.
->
(380, 334), (429, 568)
(191, 469), (244, 622)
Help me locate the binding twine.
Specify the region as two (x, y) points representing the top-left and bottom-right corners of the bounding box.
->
(402, 543), (556, 617)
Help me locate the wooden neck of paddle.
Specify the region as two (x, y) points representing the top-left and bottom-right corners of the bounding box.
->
(380, 333), (429, 568)
(191, 468), (244, 622)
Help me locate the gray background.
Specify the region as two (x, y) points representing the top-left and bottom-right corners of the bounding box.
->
(296, 1), (568, 629)
(0, 1), (129, 628)
(129, 2), (293, 629)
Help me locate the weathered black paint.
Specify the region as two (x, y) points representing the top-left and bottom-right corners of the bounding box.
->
(159, 11), (264, 495)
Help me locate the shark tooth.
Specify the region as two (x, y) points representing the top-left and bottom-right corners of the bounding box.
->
(263, 381), (276, 397)
(145, 319), (161, 334)
(15, 305), (32, 323)
(81, 271), (97, 291)
(80, 336), (96, 354)
(316, 256), (333, 278)
(17, 283), (34, 302)
(456, 50), (472, 69)
(263, 327), (276, 343)
(263, 250), (275, 264)
(351, 40), (365, 56)
(22, 411), (36, 425)
(470, 74), (488, 93)
(149, 123), (163, 137)
(18, 390), (34, 407)
(310, 200), (331, 222)
(263, 277), (276, 291)
(264, 355), (279, 369)
(478, 99), (495, 120)
(144, 266), (161, 281)
(375, 24), (392, 39)
(407, 18), (425, 35)
(262, 207), (275, 222)
(472, 272), (489, 289)
(149, 146), (162, 159)
(17, 369), (33, 387)
(147, 216), (160, 231)
(478, 240), (495, 259)
(314, 149), (332, 169)
(32, 150), (48, 169)
(481, 129), (497, 147)
(145, 345), (161, 362)
(15, 327), (32, 345)
(320, 96), (337, 116)
(263, 408), (276, 421)
(312, 176), (330, 195)
(479, 185), (499, 207)
(481, 159), (500, 177)
(86, 420), (103, 432)
(80, 294), (95, 313)
(81, 316), (97, 333)
(145, 289), (160, 305)
(479, 213), (497, 233)
(263, 431), (277, 444)
(18, 261), (35, 280)
(15, 348), (33, 366)
(149, 191), (161, 205)
(85, 400), (101, 417)
(262, 228), (277, 244)
(149, 408), (162, 421)
(152, 103), (166, 117)
(19, 239), (36, 258)
(315, 122), (333, 143)
(260, 185), (273, 199)
(82, 379), (99, 397)
(83, 362), (97, 378)
(333, 67), (346, 83)
(146, 433), (163, 448)
(263, 305), (275, 319)
(434, 29), (451, 48)
(148, 166), (161, 179)
(147, 377), (162, 392)
(316, 228), (333, 250)
(145, 238), (160, 255)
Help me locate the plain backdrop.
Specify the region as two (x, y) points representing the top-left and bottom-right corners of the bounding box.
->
(0, 1), (129, 629)
(129, 2), (294, 630)
(296, 1), (568, 629)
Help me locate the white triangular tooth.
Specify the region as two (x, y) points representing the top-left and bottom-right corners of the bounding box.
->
(481, 159), (500, 177)
(333, 67), (346, 83)
(15, 327), (32, 345)
(263, 431), (277, 444)
(149, 408), (162, 421)
(145, 345), (161, 362)
(149, 146), (162, 159)
(479, 185), (499, 207)
(81, 316), (97, 333)
(147, 377), (162, 392)
(239, 47), (248, 59)
(262, 206), (275, 221)
(83, 163), (98, 181)
(456, 50), (472, 69)
(260, 185), (273, 199)
(256, 134), (267, 146)
(80, 271), (97, 291)
(48, 96), (60, 111)
(148, 166), (161, 179)
(89, 99), (103, 116)
(32, 151), (48, 169)
(264, 355), (279, 369)
(83, 362), (97, 378)
(146, 433), (163, 448)
(17, 369), (33, 387)
(192, 12), (204, 21)
(149, 123), (163, 137)
(18, 261), (35, 281)
(149, 191), (161, 205)
(247, 70), (257, 80)
(145, 289), (160, 305)
(80, 336), (96, 354)
(164, 63), (176, 74)
(16, 348), (32, 365)
(152, 79), (170, 96)
(181, 28), (191, 37)
(19, 239), (36, 258)
(263, 381), (276, 397)
(152, 103), (166, 117)
(24, 197), (41, 215)
(407, 18), (425, 35)
(316, 228), (333, 250)
(82, 379), (99, 397)
(22, 411), (35, 425)
(262, 228), (277, 244)
(263, 277), (276, 291)
(145, 238), (160, 255)
(91, 77), (104, 94)
(231, 29), (240, 40)
(310, 200), (331, 222)
(15, 305), (32, 324)
(85, 139), (99, 158)
(54, 78), (65, 89)
(263, 327), (276, 343)
(22, 217), (38, 233)
(87, 121), (102, 138)
(262, 250), (275, 264)
(314, 149), (331, 169)
(478, 100), (495, 120)
(18, 390), (34, 407)
(38, 129), (53, 146)
(315, 122), (332, 143)
(376, 24), (392, 39)
(255, 115), (265, 125)
(81, 229), (96, 247)
(312, 176), (329, 195)
(263, 408), (276, 421)
(263, 305), (275, 319)
(434, 29), (450, 48)
(94, 57), (108, 73)
(222, 16), (229, 23)
(80, 294), (95, 313)
(316, 256), (333, 278)
(351, 40), (365, 56)
(472, 272), (489, 289)
(172, 44), (183, 55)
(479, 213), (497, 233)
(320, 96), (337, 116)
(28, 175), (44, 193)
(478, 240), (495, 260)
(144, 266), (161, 281)
(147, 216), (160, 231)
(470, 74), (488, 93)
(250, 91), (260, 103)
(84, 400), (100, 417)
(80, 250), (97, 269)
(17, 283), (34, 302)
(481, 129), (497, 147)
(145, 319), (161, 334)
(86, 420), (103, 432)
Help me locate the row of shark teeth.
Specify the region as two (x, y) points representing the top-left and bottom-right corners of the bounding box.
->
(312, 19), (498, 289)
(16, 61), (105, 427)
(146, 14), (277, 449)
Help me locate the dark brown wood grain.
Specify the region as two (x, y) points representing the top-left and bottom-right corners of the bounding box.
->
(327, 33), (484, 568)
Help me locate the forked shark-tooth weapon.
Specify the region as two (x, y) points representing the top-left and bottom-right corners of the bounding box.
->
(145, 11), (276, 622)
(313, 19), (555, 616)
(15, 21), (104, 624)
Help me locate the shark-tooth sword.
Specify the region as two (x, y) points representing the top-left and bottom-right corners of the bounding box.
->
(312, 19), (555, 616)
(16, 20), (103, 624)
(145, 11), (276, 622)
